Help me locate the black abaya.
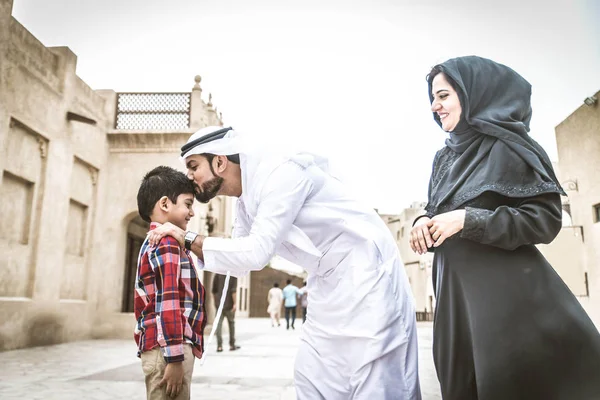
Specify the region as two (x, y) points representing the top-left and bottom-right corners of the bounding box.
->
(429, 148), (600, 400)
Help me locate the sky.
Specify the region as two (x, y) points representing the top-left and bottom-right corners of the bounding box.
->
(11, 0), (600, 214)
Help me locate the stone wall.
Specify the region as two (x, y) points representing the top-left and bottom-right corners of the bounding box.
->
(0, 7), (112, 350)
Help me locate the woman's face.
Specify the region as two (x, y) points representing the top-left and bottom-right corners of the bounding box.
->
(430, 72), (462, 132)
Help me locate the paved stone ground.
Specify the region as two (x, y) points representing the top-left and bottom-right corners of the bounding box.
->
(0, 319), (441, 399)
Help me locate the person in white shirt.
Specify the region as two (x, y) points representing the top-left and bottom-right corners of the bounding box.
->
(298, 281), (308, 324)
(148, 126), (421, 400)
(267, 282), (283, 327)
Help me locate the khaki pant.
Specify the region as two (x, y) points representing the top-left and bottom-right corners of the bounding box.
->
(140, 344), (195, 400)
(215, 309), (236, 348)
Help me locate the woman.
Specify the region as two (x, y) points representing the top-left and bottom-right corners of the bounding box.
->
(410, 56), (600, 400)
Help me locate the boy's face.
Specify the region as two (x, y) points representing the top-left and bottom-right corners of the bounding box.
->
(167, 193), (195, 230)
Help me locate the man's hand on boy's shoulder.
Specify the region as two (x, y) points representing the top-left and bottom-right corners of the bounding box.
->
(159, 361), (184, 398)
(148, 222), (185, 248)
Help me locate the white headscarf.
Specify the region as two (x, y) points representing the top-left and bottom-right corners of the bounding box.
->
(181, 125), (332, 174)
(180, 126), (255, 161)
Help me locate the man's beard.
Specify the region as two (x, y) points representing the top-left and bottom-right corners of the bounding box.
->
(194, 176), (224, 203)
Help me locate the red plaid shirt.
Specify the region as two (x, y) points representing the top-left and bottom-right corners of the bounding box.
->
(134, 223), (207, 363)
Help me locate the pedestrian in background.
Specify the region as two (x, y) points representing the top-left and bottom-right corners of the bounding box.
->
(298, 281), (308, 324)
(282, 279), (299, 330)
(267, 282), (283, 327)
(212, 274), (240, 352)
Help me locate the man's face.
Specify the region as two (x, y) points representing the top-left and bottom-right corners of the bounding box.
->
(185, 155), (223, 203)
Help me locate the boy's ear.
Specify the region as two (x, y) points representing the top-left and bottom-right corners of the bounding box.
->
(158, 196), (170, 212)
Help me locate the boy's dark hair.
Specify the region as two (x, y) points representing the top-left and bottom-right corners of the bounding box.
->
(286, 279), (292, 285)
(137, 166), (196, 223)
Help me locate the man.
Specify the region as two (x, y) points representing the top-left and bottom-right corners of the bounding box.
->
(282, 279), (299, 330)
(298, 281), (308, 324)
(211, 273), (240, 352)
(267, 282), (283, 327)
(148, 126), (421, 399)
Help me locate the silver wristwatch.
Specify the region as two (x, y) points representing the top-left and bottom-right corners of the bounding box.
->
(184, 231), (198, 251)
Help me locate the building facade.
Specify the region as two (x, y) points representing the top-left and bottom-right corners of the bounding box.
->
(553, 91), (600, 325)
(0, 0), (234, 351)
(381, 203), (435, 317)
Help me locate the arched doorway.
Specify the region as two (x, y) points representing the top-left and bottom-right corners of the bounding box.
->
(122, 215), (149, 313)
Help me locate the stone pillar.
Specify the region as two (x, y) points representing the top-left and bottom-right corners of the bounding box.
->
(95, 90), (118, 129)
(189, 75), (205, 130)
(205, 92), (220, 126)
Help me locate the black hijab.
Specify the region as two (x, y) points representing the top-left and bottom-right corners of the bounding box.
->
(425, 56), (565, 214)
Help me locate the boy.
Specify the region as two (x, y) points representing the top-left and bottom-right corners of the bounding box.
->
(134, 166), (206, 400)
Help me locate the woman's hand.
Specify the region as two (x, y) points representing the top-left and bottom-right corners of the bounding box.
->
(410, 217), (434, 255)
(429, 210), (466, 247)
(147, 222), (185, 247)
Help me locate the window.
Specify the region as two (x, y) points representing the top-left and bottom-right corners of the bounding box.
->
(396, 227), (405, 241)
(594, 203), (600, 223)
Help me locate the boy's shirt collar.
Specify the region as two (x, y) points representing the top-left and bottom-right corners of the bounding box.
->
(149, 222), (159, 231)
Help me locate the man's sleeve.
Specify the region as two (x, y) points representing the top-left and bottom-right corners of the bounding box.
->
(232, 201), (249, 239)
(203, 161), (314, 275)
(148, 237), (184, 363)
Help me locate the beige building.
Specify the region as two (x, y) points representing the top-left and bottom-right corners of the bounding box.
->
(0, 0), (234, 351)
(551, 91), (600, 325)
(381, 203), (435, 317)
